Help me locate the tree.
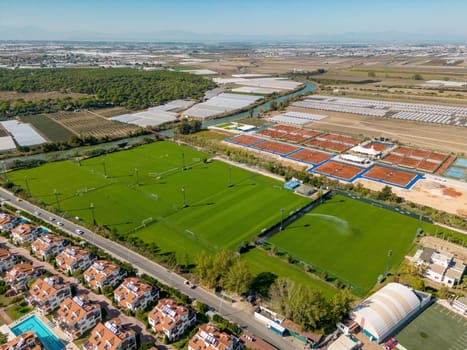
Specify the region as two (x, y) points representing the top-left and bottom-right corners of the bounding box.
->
(377, 185), (393, 201)
(368, 71), (376, 78)
(412, 278), (425, 291)
(223, 260), (252, 294)
(413, 73), (424, 80)
(0, 333), (7, 345)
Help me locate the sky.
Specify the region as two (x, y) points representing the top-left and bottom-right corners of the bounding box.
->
(1, 0), (467, 41)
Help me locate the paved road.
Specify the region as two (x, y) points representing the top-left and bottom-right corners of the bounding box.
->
(0, 188), (295, 350)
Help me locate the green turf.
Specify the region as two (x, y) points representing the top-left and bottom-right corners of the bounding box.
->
(269, 195), (420, 294)
(241, 248), (337, 298)
(9, 141), (309, 257)
(396, 303), (467, 350)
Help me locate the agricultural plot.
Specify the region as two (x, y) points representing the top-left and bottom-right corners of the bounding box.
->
(396, 303), (467, 350)
(268, 195), (425, 294)
(48, 111), (139, 138)
(8, 141), (309, 260)
(19, 114), (75, 142)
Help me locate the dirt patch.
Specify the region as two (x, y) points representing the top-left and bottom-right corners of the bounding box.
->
(442, 187), (462, 198)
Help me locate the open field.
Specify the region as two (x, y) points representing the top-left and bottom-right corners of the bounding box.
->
(8, 141), (309, 259)
(0, 90), (89, 102)
(268, 195), (431, 294)
(288, 106), (467, 154)
(47, 110), (139, 138)
(241, 248), (337, 298)
(396, 303), (467, 350)
(19, 114), (75, 142)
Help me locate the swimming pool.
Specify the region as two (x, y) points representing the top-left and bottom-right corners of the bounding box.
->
(11, 315), (64, 350)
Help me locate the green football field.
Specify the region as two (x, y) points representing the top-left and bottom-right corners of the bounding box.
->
(396, 303), (467, 350)
(269, 195), (422, 294)
(8, 141), (309, 258)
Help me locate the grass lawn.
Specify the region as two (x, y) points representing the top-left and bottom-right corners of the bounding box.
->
(241, 248), (337, 298)
(5, 302), (33, 321)
(269, 195), (421, 294)
(396, 303), (467, 350)
(9, 141), (309, 260)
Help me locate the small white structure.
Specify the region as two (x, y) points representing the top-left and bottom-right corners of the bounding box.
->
(328, 334), (361, 350)
(412, 247), (465, 287)
(452, 296), (467, 315)
(351, 282), (431, 343)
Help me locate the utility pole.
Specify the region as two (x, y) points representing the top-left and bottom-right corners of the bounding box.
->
(135, 167), (139, 186)
(280, 208), (285, 231)
(54, 189), (61, 211)
(90, 202), (96, 225)
(181, 152), (186, 170)
(24, 176), (31, 195)
(181, 185), (187, 208)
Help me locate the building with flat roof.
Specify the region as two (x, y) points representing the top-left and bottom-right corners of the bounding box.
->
(351, 282), (431, 343)
(83, 318), (137, 350)
(412, 247), (465, 287)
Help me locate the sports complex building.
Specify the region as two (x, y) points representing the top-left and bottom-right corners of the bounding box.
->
(350, 283), (431, 343)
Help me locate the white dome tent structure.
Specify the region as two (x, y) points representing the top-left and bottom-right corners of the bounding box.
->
(351, 283), (431, 343)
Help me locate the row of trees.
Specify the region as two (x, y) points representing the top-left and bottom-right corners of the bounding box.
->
(0, 67), (216, 117)
(194, 250), (252, 294)
(271, 278), (353, 332)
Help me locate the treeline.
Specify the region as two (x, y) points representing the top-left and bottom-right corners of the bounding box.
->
(0, 67), (216, 117)
(271, 278), (353, 332)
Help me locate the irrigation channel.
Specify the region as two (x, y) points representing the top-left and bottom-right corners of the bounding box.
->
(160, 81), (317, 136)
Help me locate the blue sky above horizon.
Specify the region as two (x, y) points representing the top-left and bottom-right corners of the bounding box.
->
(1, 0), (467, 39)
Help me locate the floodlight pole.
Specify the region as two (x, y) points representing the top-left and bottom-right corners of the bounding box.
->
(54, 189), (61, 211)
(90, 202), (96, 225)
(2, 162), (8, 181)
(135, 167), (139, 186)
(280, 208), (285, 231)
(181, 185), (187, 208)
(102, 158), (107, 178)
(228, 166), (233, 187)
(182, 152), (186, 170)
(24, 176), (31, 195)
(385, 249), (392, 277)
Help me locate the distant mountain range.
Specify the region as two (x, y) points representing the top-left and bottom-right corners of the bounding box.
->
(1, 26), (467, 44)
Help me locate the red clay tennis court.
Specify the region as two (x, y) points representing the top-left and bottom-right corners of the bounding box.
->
(363, 165), (417, 187)
(230, 135), (263, 146)
(288, 149), (332, 165)
(274, 124), (300, 133)
(363, 141), (393, 152)
(417, 160), (439, 172)
(280, 133), (309, 143)
(253, 140), (299, 155)
(321, 133), (361, 146)
(256, 129), (285, 138)
(313, 160), (364, 181)
(384, 146), (448, 173)
(306, 139), (350, 152)
(295, 129), (322, 138)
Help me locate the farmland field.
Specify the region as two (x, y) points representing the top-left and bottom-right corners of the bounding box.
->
(47, 111), (139, 138)
(269, 195), (424, 294)
(8, 141), (309, 260)
(19, 114), (75, 142)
